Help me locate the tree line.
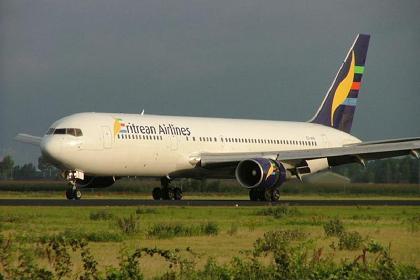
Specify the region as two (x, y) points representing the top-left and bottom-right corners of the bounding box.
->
(0, 155), (59, 180)
(332, 157), (419, 184)
(0, 155), (419, 183)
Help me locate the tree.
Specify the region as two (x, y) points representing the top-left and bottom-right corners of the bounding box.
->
(38, 156), (58, 178)
(13, 163), (39, 179)
(0, 155), (15, 179)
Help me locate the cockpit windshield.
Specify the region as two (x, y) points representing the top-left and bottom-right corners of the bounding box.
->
(46, 128), (83, 137)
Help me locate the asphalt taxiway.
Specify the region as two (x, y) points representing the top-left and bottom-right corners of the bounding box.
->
(0, 199), (418, 207)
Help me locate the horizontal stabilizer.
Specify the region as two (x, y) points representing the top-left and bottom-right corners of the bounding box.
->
(15, 133), (42, 146)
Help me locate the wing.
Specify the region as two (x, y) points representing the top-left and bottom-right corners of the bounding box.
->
(14, 133), (42, 146)
(199, 138), (420, 168)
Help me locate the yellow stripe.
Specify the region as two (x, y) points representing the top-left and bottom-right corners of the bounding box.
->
(330, 51), (355, 125)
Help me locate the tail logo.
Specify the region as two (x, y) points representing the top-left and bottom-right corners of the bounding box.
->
(310, 33), (369, 133)
(330, 51), (355, 126)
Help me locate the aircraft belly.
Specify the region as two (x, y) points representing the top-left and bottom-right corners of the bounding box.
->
(68, 145), (189, 177)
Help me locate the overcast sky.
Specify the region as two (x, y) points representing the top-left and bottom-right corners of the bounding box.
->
(1, 0), (419, 164)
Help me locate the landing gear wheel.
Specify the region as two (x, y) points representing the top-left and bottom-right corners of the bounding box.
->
(152, 187), (162, 200)
(165, 188), (175, 200)
(65, 187), (82, 200)
(271, 188), (280, 201)
(173, 187), (183, 200)
(264, 189), (273, 201)
(75, 189), (82, 200)
(258, 188), (266, 201)
(66, 189), (74, 200)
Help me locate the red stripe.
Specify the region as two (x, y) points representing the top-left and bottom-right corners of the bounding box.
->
(351, 82), (361, 90)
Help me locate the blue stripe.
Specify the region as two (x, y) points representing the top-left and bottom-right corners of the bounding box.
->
(342, 98), (357, 106)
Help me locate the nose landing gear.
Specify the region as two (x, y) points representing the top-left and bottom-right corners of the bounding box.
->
(65, 186), (82, 200)
(64, 170), (83, 200)
(152, 177), (183, 200)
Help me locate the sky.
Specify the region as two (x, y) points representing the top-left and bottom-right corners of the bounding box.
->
(1, 0), (419, 164)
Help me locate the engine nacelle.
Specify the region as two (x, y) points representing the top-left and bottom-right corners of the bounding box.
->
(76, 176), (116, 188)
(235, 158), (287, 189)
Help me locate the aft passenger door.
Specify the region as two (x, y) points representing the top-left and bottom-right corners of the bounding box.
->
(169, 135), (178, 151)
(102, 126), (112, 149)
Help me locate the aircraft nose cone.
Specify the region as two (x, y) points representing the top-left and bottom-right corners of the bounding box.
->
(40, 137), (62, 163)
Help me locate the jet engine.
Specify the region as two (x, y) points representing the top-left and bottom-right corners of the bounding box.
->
(235, 158), (287, 189)
(76, 176), (116, 188)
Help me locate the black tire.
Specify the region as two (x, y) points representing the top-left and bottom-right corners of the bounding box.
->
(166, 188), (175, 200)
(152, 187), (162, 200)
(263, 189), (272, 201)
(65, 189), (74, 200)
(174, 187), (183, 200)
(271, 188), (280, 201)
(75, 189), (82, 200)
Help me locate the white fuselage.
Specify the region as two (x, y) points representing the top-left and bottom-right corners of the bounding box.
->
(40, 113), (361, 178)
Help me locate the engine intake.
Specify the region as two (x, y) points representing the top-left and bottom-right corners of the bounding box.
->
(235, 158), (286, 189)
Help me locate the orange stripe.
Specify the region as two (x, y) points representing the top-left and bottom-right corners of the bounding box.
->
(351, 82), (361, 90)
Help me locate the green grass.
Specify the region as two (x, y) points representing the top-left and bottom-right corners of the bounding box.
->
(147, 221), (219, 239)
(0, 205), (419, 278)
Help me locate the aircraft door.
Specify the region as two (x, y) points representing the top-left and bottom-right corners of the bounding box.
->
(102, 126), (112, 149)
(321, 134), (330, 148)
(219, 135), (225, 151)
(169, 135), (178, 151)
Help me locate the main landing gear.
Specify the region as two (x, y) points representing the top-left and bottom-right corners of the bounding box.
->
(249, 187), (280, 202)
(152, 177), (183, 200)
(64, 171), (83, 200)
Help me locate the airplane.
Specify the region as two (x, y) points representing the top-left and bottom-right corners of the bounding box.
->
(15, 34), (420, 201)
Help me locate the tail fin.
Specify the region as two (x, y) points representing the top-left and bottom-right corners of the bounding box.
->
(310, 34), (370, 133)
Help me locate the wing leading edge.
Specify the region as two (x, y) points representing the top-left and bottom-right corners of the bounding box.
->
(199, 138), (420, 168)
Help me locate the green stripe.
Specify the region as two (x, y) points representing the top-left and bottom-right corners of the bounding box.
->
(354, 66), (365, 74)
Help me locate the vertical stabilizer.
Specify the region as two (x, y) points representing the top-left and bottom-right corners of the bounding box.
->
(310, 34), (370, 133)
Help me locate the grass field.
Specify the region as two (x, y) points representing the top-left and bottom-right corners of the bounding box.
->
(0, 204), (419, 279)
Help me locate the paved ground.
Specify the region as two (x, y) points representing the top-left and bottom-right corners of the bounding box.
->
(0, 199), (419, 206)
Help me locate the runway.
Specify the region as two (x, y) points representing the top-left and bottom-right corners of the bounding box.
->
(0, 199), (419, 207)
